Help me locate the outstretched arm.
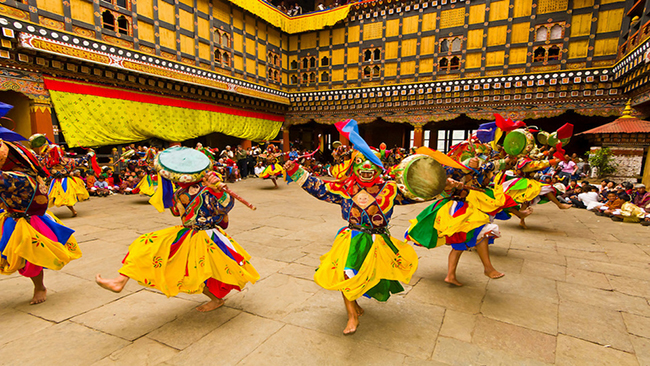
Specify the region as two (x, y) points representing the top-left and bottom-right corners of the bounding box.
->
(284, 160), (345, 205)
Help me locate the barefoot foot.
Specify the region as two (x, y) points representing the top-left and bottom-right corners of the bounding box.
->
(558, 203), (572, 210)
(95, 274), (127, 293)
(30, 287), (47, 305)
(444, 277), (463, 286)
(343, 317), (359, 335)
(485, 270), (505, 279)
(196, 298), (224, 312)
(519, 219), (528, 229)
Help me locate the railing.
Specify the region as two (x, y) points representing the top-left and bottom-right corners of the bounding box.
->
(617, 20), (650, 59)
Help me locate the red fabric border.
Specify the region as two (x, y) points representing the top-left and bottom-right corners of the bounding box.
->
(44, 78), (285, 123)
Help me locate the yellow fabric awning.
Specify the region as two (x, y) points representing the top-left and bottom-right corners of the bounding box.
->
(45, 78), (283, 147)
(228, 0), (352, 34)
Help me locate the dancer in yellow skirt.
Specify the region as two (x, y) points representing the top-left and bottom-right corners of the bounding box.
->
(0, 130), (81, 305)
(258, 144), (284, 188)
(284, 119), (418, 335)
(96, 147), (259, 312)
(29, 134), (90, 217)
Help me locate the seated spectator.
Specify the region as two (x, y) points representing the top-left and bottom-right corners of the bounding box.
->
(595, 191), (625, 217)
(599, 181), (615, 201)
(573, 186), (600, 209)
(615, 184), (631, 202)
(86, 173), (97, 195)
(92, 175), (111, 197)
(632, 184), (650, 208)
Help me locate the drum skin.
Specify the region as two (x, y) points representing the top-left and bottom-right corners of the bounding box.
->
(394, 154), (446, 201)
(154, 147), (212, 183)
(503, 129), (534, 156)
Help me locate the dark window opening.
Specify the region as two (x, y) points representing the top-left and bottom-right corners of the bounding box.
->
(534, 47), (546, 62)
(373, 48), (381, 60)
(117, 16), (129, 35)
(102, 11), (115, 31)
(364, 49), (372, 62)
(548, 45), (560, 60)
(450, 56), (460, 70)
(321, 56), (329, 66)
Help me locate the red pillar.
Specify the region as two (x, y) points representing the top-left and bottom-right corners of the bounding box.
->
(282, 127), (290, 152)
(412, 126), (424, 148)
(29, 101), (55, 142)
(241, 139), (252, 149)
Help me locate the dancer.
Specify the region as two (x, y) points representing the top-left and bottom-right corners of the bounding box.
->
(0, 131), (81, 304)
(284, 119), (418, 335)
(133, 146), (158, 196)
(406, 171), (508, 286)
(258, 144), (284, 188)
(29, 134), (90, 217)
(96, 147), (259, 312)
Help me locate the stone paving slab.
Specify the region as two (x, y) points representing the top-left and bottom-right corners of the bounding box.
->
(1, 177), (649, 365)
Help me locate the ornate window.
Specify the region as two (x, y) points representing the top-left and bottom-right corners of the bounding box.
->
(373, 48), (381, 60)
(321, 56), (330, 66)
(550, 24), (563, 40)
(302, 73), (309, 83)
(364, 49), (373, 62)
(215, 50), (222, 63)
(309, 57), (317, 68)
(101, 10), (132, 35)
(309, 72), (316, 83)
(321, 71), (330, 82)
(222, 52), (229, 66)
(102, 11), (115, 31)
(440, 39), (449, 53)
(548, 45), (560, 60)
(290, 75), (298, 84)
(534, 47), (546, 61)
(450, 56), (460, 70)
(302, 58), (309, 69)
(535, 27), (548, 41)
(451, 38), (462, 52)
(439, 57), (449, 71)
(363, 48), (382, 62)
(291, 60), (299, 69)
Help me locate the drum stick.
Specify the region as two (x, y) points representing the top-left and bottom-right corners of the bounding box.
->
(222, 186), (256, 211)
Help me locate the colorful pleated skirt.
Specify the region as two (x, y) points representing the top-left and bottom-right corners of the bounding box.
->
(259, 164), (283, 179)
(48, 177), (89, 207)
(0, 211), (81, 277)
(406, 189), (505, 251)
(118, 226), (259, 298)
(314, 227), (418, 302)
(502, 178), (553, 205)
(135, 174), (157, 197)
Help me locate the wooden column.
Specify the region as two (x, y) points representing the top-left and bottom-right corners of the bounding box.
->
(29, 100), (54, 142)
(241, 140), (252, 149)
(282, 127), (290, 152)
(412, 126), (424, 148)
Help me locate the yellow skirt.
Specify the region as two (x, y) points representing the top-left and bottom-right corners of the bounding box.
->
(259, 164), (283, 179)
(315, 228), (418, 302)
(135, 175), (157, 197)
(119, 226), (259, 298)
(0, 211), (81, 275)
(48, 177), (89, 207)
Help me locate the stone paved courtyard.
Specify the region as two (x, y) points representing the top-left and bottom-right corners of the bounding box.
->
(1, 177), (650, 365)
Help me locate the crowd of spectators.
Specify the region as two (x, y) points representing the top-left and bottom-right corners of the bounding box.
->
(271, 0), (357, 15)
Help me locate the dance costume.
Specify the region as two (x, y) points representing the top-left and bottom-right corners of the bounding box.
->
(287, 151), (418, 301)
(0, 140), (81, 278)
(116, 147), (259, 298)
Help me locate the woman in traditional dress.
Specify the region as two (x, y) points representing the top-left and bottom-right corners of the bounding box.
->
(29, 134), (90, 217)
(133, 147), (159, 196)
(284, 120), (418, 335)
(96, 147), (259, 312)
(0, 135), (82, 304)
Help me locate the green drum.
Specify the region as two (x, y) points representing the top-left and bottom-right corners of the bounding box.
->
(503, 128), (535, 156)
(393, 154), (446, 201)
(154, 146), (212, 183)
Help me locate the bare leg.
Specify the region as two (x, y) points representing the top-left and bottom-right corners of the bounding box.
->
(271, 177), (278, 188)
(475, 238), (504, 279)
(354, 300), (364, 317)
(342, 292), (360, 335)
(445, 249), (464, 286)
(197, 286), (224, 312)
(545, 193), (571, 210)
(509, 207), (533, 229)
(29, 270), (47, 305)
(67, 205), (78, 217)
(95, 273), (129, 292)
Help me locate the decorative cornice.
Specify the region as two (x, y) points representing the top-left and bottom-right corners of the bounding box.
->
(0, 15), (291, 105)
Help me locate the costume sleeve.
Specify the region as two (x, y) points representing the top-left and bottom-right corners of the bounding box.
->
(289, 166), (345, 205)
